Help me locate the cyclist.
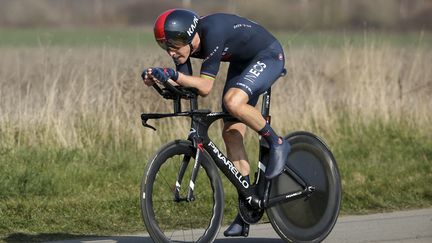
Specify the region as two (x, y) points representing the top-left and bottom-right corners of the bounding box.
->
(142, 9), (290, 237)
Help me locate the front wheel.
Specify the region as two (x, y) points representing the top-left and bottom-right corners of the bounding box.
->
(140, 140), (224, 243)
(266, 131), (342, 242)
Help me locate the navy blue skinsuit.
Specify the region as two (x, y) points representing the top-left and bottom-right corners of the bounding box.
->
(175, 13), (285, 117)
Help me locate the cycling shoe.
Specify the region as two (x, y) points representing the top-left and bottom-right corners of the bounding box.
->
(223, 214), (249, 237)
(265, 138), (291, 179)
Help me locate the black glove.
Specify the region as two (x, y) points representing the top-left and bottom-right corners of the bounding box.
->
(151, 67), (179, 82)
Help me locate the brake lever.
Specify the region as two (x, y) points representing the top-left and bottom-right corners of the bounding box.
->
(142, 118), (157, 131)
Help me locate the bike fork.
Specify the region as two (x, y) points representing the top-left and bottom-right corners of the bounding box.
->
(186, 142), (203, 202)
(174, 155), (191, 202)
(174, 141), (203, 202)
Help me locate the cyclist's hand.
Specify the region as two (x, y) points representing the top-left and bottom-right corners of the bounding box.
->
(141, 68), (156, 86)
(151, 67), (179, 83)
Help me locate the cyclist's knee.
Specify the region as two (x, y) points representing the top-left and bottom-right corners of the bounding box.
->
(223, 90), (248, 115)
(223, 96), (241, 115)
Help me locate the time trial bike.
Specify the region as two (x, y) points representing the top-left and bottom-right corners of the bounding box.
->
(140, 69), (341, 242)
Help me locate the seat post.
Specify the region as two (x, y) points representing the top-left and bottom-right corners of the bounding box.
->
(261, 88), (271, 119)
(261, 68), (286, 122)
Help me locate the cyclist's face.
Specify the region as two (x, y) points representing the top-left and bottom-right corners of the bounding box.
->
(167, 44), (190, 64)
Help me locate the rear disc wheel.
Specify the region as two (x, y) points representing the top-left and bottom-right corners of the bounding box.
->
(266, 132), (341, 242)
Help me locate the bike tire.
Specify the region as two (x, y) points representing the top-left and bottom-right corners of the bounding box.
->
(266, 131), (342, 242)
(141, 140), (224, 243)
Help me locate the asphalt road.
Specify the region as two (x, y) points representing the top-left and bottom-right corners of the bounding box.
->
(46, 208), (432, 243)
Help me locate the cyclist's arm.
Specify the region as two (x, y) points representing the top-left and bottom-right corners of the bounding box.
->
(173, 52), (216, 96)
(173, 27), (224, 96)
(174, 73), (214, 97)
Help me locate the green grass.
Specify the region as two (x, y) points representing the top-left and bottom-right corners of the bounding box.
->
(0, 145), (146, 241)
(1, 118), (431, 241)
(0, 28), (154, 47)
(1, 28), (431, 47)
(276, 30), (432, 48)
(331, 118), (432, 214)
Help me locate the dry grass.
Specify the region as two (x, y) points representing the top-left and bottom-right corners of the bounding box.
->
(272, 44), (432, 135)
(0, 43), (431, 150)
(1, 40), (431, 238)
(0, 47), (159, 149)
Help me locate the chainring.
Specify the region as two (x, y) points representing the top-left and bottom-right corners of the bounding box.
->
(238, 196), (265, 224)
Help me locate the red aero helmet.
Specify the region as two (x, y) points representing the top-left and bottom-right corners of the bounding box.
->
(154, 9), (199, 50)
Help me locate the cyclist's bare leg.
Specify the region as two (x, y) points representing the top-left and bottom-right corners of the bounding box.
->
(223, 87), (291, 179)
(222, 121), (251, 237)
(222, 93), (257, 237)
(222, 122), (250, 176)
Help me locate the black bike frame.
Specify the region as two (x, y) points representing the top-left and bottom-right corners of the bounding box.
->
(188, 110), (263, 207)
(141, 72), (315, 209)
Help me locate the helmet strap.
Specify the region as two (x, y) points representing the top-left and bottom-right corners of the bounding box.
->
(188, 43), (194, 55)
